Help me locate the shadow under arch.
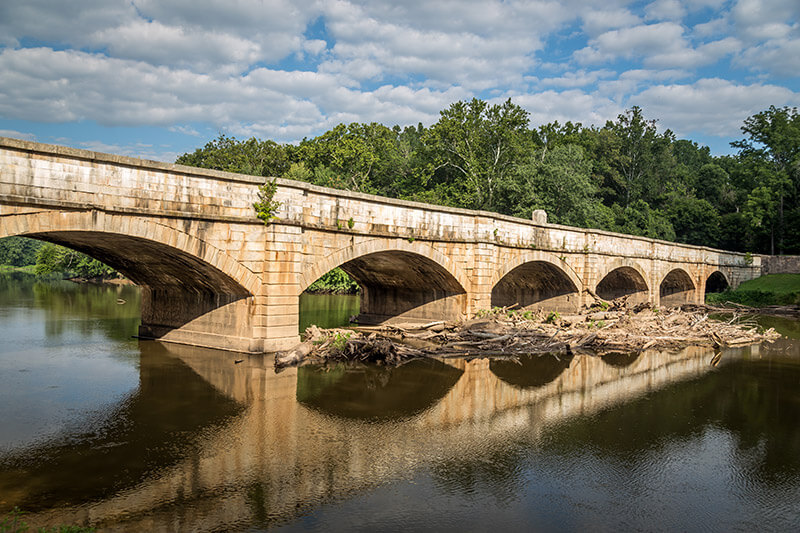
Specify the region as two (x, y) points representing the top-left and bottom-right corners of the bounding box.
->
(660, 268), (696, 307)
(705, 270), (729, 294)
(3, 210), (260, 351)
(296, 359), (463, 420)
(596, 265), (649, 304)
(490, 353), (574, 389)
(491, 254), (581, 313)
(302, 241), (469, 324)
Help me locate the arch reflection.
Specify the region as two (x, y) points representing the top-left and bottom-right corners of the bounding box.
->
(601, 351), (641, 368)
(490, 353), (574, 389)
(296, 359), (463, 420)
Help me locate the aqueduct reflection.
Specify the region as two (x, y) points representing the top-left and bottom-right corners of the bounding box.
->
(13, 340), (781, 532)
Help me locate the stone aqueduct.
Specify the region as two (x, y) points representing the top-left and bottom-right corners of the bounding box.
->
(0, 137), (761, 353)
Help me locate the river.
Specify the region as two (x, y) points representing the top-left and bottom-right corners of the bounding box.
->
(1, 274), (800, 532)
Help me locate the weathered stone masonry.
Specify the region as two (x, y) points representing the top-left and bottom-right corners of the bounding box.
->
(0, 137), (762, 353)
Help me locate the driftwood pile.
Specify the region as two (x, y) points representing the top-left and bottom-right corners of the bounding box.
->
(275, 300), (781, 368)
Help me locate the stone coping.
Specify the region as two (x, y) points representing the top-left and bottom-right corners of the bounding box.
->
(1, 136), (752, 260)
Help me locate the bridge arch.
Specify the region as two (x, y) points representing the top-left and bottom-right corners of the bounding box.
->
(1, 210), (258, 295)
(301, 239), (469, 323)
(2, 209), (262, 351)
(491, 251), (582, 313)
(705, 270), (729, 294)
(659, 268), (696, 307)
(595, 259), (649, 304)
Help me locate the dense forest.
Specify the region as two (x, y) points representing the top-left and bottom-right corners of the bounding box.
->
(178, 101), (800, 256)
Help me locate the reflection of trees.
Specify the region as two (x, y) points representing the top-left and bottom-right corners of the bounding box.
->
(298, 293), (359, 332)
(296, 359), (462, 420)
(542, 358), (800, 483)
(0, 343), (242, 512)
(29, 279), (141, 342)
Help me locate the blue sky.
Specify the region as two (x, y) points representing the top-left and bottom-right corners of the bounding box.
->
(0, 0), (798, 162)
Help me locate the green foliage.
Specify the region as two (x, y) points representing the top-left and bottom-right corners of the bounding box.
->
(347, 217), (355, 229)
(176, 134), (289, 177)
(545, 311), (561, 323)
(307, 268), (360, 294)
(253, 179), (281, 224)
(423, 98), (531, 211)
(0, 237), (44, 266)
(34, 244), (115, 278)
(331, 331), (352, 352)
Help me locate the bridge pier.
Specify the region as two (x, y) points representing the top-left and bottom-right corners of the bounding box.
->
(138, 289), (264, 353)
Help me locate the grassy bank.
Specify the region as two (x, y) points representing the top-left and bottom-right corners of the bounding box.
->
(707, 273), (800, 307)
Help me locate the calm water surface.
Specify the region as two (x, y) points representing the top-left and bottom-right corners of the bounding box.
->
(2, 274), (800, 532)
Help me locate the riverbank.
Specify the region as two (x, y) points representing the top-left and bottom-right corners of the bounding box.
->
(276, 302), (781, 367)
(707, 273), (800, 307)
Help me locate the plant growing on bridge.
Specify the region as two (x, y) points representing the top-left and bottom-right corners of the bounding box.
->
(253, 179), (281, 224)
(347, 217), (355, 229)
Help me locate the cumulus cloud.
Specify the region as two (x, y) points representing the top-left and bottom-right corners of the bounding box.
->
(0, 130), (37, 141)
(644, 0), (686, 22)
(631, 78), (800, 137)
(500, 89), (622, 128)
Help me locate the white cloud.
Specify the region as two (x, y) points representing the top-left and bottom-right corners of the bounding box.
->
(0, 130), (36, 141)
(0, 47), (467, 143)
(581, 8), (641, 36)
(632, 78), (800, 137)
(644, 0), (686, 22)
(738, 37), (800, 77)
(501, 89), (622, 128)
(538, 69), (615, 89)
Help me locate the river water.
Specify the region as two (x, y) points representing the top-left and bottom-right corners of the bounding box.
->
(1, 275), (800, 532)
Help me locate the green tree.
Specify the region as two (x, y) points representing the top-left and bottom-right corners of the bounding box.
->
(295, 122), (397, 193)
(0, 236), (44, 266)
(423, 98), (532, 211)
(176, 134), (290, 177)
(603, 106), (676, 206)
(664, 193), (721, 246)
(34, 244), (115, 278)
(732, 105), (800, 254)
(503, 144), (600, 226)
(612, 200), (676, 241)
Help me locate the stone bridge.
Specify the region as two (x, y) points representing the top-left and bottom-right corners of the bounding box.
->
(0, 137), (761, 353)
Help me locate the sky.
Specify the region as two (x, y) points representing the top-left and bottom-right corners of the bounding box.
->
(0, 0), (798, 163)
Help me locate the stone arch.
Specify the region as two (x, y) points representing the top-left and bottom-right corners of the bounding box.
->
(595, 260), (649, 304)
(705, 270), (729, 294)
(301, 239), (469, 323)
(300, 238), (469, 295)
(1, 210), (258, 295)
(2, 210), (262, 352)
(659, 268), (696, 307)
(491, 251), (582, 313)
